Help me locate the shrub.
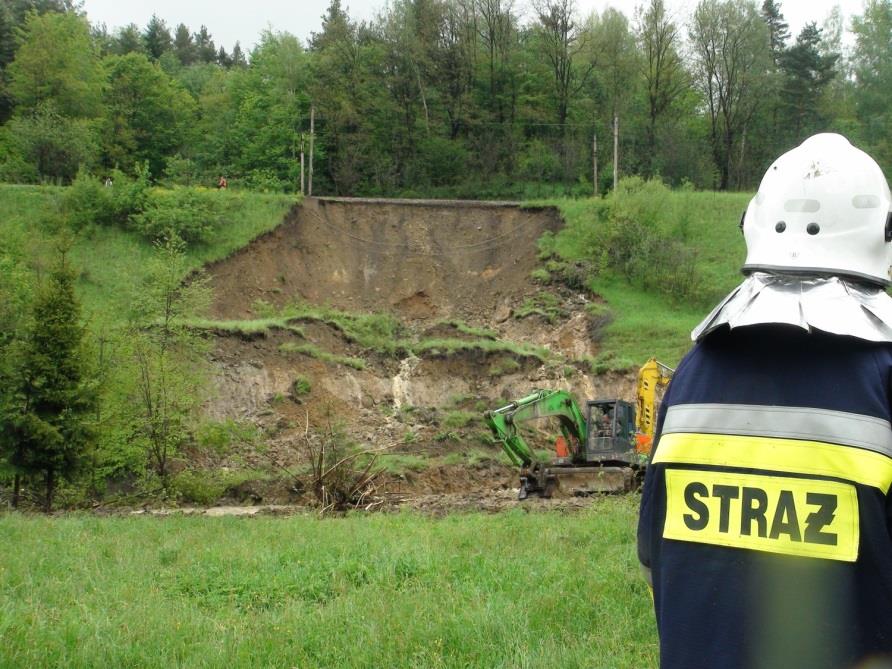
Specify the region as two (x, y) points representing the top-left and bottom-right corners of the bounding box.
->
(131, 187), (226, 244)
(242, 169), (288, 193)
(557, 177), (707, 303)
(291, 375), (312, 398)
(62, 170), (114, 229)
(530, 268), (551, 284)
(162, 155), (200, 187)
(61, 167), (150, 230)
(587, 351), (634, 375)
(172, 470), (226, 505)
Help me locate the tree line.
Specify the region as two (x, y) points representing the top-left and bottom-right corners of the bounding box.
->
(1, 0), (891, 195)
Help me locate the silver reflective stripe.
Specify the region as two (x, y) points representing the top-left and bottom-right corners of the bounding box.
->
(662, 403), (892, 459)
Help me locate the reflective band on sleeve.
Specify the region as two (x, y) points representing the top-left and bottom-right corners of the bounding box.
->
(663, 469), (859, 561)
(662, 404), (892, 458)
(654, 433), (892, 492)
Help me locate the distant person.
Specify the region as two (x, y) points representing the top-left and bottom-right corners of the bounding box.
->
(638, 133), (892, 668)
(218, 175), (228, 190)
(103, 176), (112, 187)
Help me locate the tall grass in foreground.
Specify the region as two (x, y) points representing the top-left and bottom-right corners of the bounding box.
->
(0, 498), (657, 668)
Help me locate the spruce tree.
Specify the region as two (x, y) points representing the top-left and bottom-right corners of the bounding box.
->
(143, 14), (172, 61)
(761, 0), (790, 67)
(5, 250), (95, 511)
(173, 23), (196, 65)
(194, 25), (216, 64)
(780, 23), (838, 141)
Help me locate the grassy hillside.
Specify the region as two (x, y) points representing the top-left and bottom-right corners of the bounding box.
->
(0, 498), (656, 669)
(0, 185), (296, 328)
(1, 184), (748, 365)
(550, 188), (751, 365)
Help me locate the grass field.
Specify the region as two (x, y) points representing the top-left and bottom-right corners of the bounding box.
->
(0, 498), (657, 669)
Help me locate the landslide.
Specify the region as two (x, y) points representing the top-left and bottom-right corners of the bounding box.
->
(198, 197), (637, 505)
(207, 197), (560, 322)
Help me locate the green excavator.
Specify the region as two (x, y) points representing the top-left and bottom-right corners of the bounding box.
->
(483, 358), (673, 498)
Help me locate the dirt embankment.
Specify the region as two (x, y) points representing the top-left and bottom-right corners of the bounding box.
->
(198, 197), (637, 508)
(207, 197), (562, 323)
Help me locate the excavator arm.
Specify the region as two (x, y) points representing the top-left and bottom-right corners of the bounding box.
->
(483, 390), (588, 467)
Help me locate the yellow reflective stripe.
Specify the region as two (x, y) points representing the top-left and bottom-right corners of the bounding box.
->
(664, 469), (859, 562)
(654, 432), (892, 493)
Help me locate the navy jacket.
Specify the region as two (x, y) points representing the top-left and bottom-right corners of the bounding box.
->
(638, 325), (892, 669)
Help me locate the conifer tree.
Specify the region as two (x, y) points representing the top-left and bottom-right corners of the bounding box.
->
(231, 41), (247, 68)
(173, 23), (196, 65)
(143, 14), (172, 61)
(194, 25), (216, 64)
(3, 248), (95, 511)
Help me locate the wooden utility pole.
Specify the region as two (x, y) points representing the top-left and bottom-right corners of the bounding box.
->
(309, 105), (315, 197)
(612, 115), (619, 191)
(592, 132), (598, 197)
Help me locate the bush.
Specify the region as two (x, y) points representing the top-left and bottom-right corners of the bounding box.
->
(242, 169), (288, 193)
(62, 170), (114, 229)
(162, 155), (200, 187)
(559, 176), (707, 302)
(172, 470), (226, 505)
(61, 167), (149, 230)
(131, 187), (226, 244)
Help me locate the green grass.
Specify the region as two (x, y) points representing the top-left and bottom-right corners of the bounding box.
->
(546, 189), (751, 366)
(439, 447), (505, 466)
(211, 302), (547, 368)
(180, 317), (305, 337)
(0, 501), (657, 668)
(377, 453), (431, 473)
(435, 319), (498, 340)
(0, 185), (296, 329)
(411, 337), (548, 361)
(279, 342), (366, 370)
(260, 301), (402, 355)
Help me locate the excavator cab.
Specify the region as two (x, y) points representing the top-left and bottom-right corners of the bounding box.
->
(584, 400), (638, 465)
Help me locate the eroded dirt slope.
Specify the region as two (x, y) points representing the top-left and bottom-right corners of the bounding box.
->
(199, 197), (636, 506)
(207, 197), (562, 323)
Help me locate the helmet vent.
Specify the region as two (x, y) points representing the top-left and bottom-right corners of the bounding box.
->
(853, 194), (880, 209)
(785, 199), (821, 213)
(807, 222), (820, 235)
(775, 222), (786, 233)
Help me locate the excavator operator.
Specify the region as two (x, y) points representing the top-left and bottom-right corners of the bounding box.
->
(637, 134), (892, 668)
(597, 408), (613, 437)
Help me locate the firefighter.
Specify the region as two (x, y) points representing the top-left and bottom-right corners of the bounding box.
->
(638, 133), (892, 669)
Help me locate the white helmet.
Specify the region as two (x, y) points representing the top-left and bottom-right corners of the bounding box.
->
(742, 133), (892, 286)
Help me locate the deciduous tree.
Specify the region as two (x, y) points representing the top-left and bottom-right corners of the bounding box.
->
(635, 0), (687, 175)
(690, 0), (770, 189)
(7, 11), (103, 118)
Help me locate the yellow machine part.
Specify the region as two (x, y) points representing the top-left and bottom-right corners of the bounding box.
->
(635, 358), (674, 455)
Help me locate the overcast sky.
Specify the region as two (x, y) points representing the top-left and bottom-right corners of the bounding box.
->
(80, 0), (861, 52)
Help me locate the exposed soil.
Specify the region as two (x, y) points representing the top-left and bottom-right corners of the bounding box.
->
(196, 197), (640, 512)
(207, 197), (563, 323)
